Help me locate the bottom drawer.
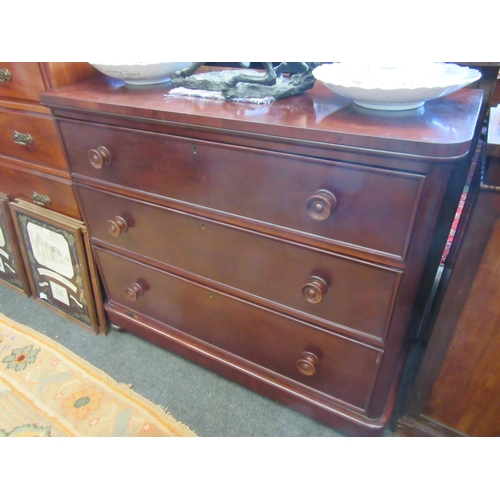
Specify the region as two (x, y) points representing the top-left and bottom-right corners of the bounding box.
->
(0, 162), (81, 220)
(96, 247), (383, 412)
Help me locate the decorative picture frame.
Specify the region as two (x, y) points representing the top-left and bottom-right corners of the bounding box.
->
(0, 193), (31, 296)
(9, 200), (106, 334)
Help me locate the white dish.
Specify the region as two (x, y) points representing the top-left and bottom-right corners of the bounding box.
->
(90, 62), (193, 85)
(312, 63), (481, 110)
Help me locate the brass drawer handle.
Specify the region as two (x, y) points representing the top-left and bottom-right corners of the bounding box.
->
(107, 216), (128, 237)
(296, 351), (319, 376)
(88, 146), (111, 169)
(306, 189), (337, 221)
(31, 192), (51, 207)
(301, 276), (328, 304)
(125, 282), (144, 302)
(13, 131), (34, 146)
(0, 68), (12, 82)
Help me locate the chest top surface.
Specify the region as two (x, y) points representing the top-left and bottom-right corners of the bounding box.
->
(40, 76), (483, 160)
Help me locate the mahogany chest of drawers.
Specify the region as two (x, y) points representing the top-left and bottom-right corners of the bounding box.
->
(0, 62), (98, 219)
(41, 77), (482, 435)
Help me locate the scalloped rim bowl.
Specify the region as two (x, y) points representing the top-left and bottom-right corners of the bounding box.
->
(312, 63), (482, 110)
(90, 62), (193, 85)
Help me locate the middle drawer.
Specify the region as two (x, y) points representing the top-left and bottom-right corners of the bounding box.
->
(78, 185), (401, 342)
(0, 107), (67, 172)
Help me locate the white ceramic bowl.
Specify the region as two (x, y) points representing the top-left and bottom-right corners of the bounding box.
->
(313, 63), (481, 110)
(90, 62), (193, 85)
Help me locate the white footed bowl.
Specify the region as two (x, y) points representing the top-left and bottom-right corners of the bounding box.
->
(90, 62), (193, 85)
(313, 63), (481, 110)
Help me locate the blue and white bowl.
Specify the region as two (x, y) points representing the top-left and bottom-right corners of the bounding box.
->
(90, 62), (193, 85)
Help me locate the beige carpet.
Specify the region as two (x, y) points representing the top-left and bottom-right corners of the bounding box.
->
(0, 313), (196, 437)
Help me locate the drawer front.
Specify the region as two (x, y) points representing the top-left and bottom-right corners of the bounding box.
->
(0, 108), (67, 171)
(60, 120), (424, 259)
(79, 185), (401, 340)
(96, 248), (383, 411)
(0, 162), (81, 220)
(0, 63), (46, 102)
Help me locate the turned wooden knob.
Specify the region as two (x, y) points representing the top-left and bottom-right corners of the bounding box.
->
(88, 146), (111, 169)
(125, 283), (144, 302)
(107, 216), (128, 237)
(306, 189), (337, 221)
(301, 276), (328, 304)
(296, 351), (319, 376)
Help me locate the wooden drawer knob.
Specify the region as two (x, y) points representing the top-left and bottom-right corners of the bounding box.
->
(107, 216), (128, 237)
(306, 189), (337, 221)
(125, 283), (144, 302)
(296, 351), (319, 376)
(88, 146), (111, 169)
(301, 276), (328, 304)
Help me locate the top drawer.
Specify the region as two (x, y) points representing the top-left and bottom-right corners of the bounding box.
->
(0, 63), (46, 102)
(59, 119), (425, 260)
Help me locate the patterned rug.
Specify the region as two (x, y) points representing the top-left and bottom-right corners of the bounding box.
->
(0, 313), (196, 437)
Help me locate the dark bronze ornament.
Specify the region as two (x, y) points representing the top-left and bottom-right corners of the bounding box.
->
(170, 62), (319, 101)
